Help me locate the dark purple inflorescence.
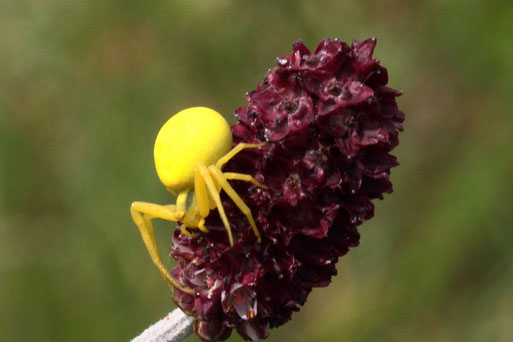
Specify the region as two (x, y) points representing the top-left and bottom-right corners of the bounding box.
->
(170, 38), (404, 341)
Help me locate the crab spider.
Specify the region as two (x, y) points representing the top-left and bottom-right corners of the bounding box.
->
(130, 107), (266, 294)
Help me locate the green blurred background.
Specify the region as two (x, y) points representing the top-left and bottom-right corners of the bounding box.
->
(1, 1), (512, 341)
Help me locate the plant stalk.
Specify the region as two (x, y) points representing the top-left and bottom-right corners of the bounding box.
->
(131, 308), (194, 342)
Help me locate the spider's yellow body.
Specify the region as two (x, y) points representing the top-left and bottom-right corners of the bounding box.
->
(154, 107), (232, 191)
(130, 107), (265, 294)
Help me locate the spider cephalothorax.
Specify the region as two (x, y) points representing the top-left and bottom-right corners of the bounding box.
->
(130, 107), (265, 293)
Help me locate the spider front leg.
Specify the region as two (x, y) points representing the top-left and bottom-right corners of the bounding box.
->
(130, 201), (194, 294)
(209, 166), (263, 243)
(195, 164), (234, 246)
(191, 143), (266, 246)
(224, 172), (268, 189)
(215, 142), (265, 170)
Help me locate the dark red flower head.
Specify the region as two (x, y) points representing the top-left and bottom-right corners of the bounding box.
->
(170, 38), (404, 341)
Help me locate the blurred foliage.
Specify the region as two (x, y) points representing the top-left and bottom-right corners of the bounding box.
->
(1, 1), (512, 341)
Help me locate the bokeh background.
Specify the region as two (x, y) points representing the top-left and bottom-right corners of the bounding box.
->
(1, 1), (512, 341)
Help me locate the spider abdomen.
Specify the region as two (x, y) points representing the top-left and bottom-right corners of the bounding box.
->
(154, 107), (233, 192)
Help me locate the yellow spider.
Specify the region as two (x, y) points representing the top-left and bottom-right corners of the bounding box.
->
(130, 107), (266, 294)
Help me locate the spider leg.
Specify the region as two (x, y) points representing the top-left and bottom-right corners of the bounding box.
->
(181, 196), (209, 234)
(194, 167), (209, 218)
(197, 218), (208, 233)
(130, 201), (194, 294)
(180, 223), (200, 238)
(223, 172), (268, 189)
(209, 166), (262, 243)
(215, 142), (265, 170)
(175, 190), (189, 218)
(195, 164), (234, 246)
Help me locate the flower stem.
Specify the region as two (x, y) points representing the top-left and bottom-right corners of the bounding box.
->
(131, 309), (194, 342)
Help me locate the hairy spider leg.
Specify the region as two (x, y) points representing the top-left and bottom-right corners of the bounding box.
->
(195, 164), (235, 246)
(185, 142), (267, 245)
(130, 201), (194, 294)
(209, 166), (262, 243)
(223, 172), (268, 189)
(215, 142), (266, 170)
